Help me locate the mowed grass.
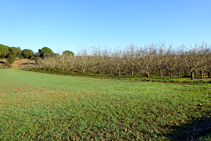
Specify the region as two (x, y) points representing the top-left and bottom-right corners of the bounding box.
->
(23, 68), (211, 84)
(0, 69), (211, 140)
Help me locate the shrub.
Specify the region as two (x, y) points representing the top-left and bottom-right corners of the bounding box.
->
(35, 57), (42, 64)
(4, 61), (11, 68)
(7, 54), (15, 64)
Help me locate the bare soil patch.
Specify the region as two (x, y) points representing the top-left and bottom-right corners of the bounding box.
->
(12, 59), (30, 68)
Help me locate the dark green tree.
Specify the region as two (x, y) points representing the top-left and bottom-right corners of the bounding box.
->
(21, 49), (34, 59)
(62, 50), (74, 56)
(54, 53), (60, 57)
(34, 52), (40, 57)
(38, 47), (54, 58)
(7, 54), (15, 64)
(8, 47), (22, 58)
(0, 44), (9, 58)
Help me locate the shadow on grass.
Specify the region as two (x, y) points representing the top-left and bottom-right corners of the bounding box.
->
(159, 117), (211, 141)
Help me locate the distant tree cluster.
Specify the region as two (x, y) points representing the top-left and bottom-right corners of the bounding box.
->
(36, 43), (211, 80)
(0, 44), (24, 64)
(0, 44), (74, 65)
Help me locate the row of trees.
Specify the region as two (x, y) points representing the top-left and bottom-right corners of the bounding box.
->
(0, 44), (74, 64)
(36, 43), (211, 80)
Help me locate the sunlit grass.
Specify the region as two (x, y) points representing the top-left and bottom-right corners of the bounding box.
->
(0, 68), (211, 140)
(22, 68), (211, 84)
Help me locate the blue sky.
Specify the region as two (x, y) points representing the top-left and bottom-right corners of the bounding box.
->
(0, 0), (210, 54)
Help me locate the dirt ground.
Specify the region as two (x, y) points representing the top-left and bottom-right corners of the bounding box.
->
(11, 59), (36, 68)
(12, 59), (30, 68)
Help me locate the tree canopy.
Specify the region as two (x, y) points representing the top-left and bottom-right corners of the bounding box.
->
(38, 47), (54, 58)
(21, 49), (34, 59)
(62, 50), (74, 56)
(0, 44), (9, 58)
(8, 47), (22, 58)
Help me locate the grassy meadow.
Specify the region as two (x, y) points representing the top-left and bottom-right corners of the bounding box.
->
(0, 68), (211, 140)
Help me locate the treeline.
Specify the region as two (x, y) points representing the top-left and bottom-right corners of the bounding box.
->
(0, 44), (74, 64)
(36, 43), (211, 80)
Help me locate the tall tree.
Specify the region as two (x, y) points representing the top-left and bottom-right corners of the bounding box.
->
(8, 47), (22, 58)
(38, 47), (54, 58)
(21, 49), (34, 59)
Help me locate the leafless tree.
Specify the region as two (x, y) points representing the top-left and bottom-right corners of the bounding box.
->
(154, 43), (167, 78)
(136, 44), (156, 78)
(124, 44), (137, 76)
(111, 49), (125, 77)
(184, 44), (206, 80)
(77, 49), (89, 74)
(165, 46), (178, 77)
(197, 43), (211, 79)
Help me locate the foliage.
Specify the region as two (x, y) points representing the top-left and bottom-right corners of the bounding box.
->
(34, 52), (40, 57)
(0, 69), (210, 140)
(4, 61), (11, 67)
(21, 49), (34, 59)
(8, 47), (22, 58)
(54, 53), (60, 57)
(0, 44), (10, 58)
(7, 54), (15, 64)
(63, 50), (74, 56)
(38, 47), (54, 58)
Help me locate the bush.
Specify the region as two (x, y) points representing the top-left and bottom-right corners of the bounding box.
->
(4, 61), (11, 68)
(35, 57), (42, 64)
(7, 54), (15, 64)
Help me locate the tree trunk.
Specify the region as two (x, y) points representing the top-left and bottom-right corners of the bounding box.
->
(166, 69), (168, 76)
(208, 72), (211, 78)
(170, 71), (172, 77)
(82, 69), (85, 74)
(147, 72), (149, 78)
(131, 70), (133, 76)
(178, 70), (180, 77)
(191, 71), (194, 80)
(118, 70), (121, 77)
(200, 71), (203, 79)
(184, 70), (187, 77)
(159, 69), (162, 78)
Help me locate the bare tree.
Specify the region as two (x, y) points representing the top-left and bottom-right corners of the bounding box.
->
(89, 47), (110, 75)
(197, 43), (211, 79)
(77, 49), (89, 74)
(165, 46), (177, 77)
(154, 43), (167, 78)
(124, 44), (137, 76)
(136, 44), (156, 78)
(111, 49), (125, 77)
(185, 44), (206, 80)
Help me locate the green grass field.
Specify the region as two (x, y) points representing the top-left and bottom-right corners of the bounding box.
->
(23, 68), (211, 84)
(0, 68), (211, 140)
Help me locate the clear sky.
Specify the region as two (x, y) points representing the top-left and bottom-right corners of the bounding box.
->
(0, 0), (210, 54)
